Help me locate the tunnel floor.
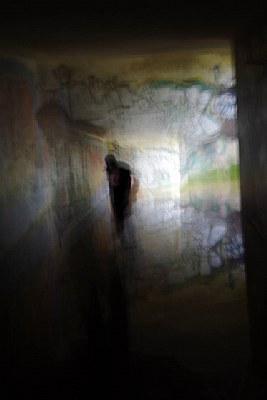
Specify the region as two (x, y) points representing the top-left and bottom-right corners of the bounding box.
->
(4, 190), (256, 399)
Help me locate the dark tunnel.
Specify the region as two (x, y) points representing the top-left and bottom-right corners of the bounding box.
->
(1, 3), (267, 399)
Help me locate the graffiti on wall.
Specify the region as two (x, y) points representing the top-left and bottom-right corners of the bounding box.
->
(37, 49), (243, 287)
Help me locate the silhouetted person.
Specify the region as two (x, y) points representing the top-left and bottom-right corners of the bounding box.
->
(105, 154), (131, 239)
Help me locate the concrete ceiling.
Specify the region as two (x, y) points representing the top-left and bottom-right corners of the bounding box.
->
(0, 0), (264, 53)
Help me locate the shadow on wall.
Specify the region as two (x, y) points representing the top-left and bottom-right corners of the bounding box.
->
(0, 57), (108, 385)
(36, 102), (73, 145)
(36, 101), (107, 247)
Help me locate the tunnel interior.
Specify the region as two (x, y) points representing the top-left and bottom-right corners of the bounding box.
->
(0, 37), (251, 399)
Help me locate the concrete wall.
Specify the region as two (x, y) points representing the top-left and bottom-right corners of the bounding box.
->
(0, 56), (107, 378)
(0, 41), (250, 382)
(236, 33), (267, 373)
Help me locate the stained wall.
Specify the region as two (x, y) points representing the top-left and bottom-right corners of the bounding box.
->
(0, 40), (249, 380)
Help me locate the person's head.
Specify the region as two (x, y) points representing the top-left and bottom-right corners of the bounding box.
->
(105, 154), (118, 172)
